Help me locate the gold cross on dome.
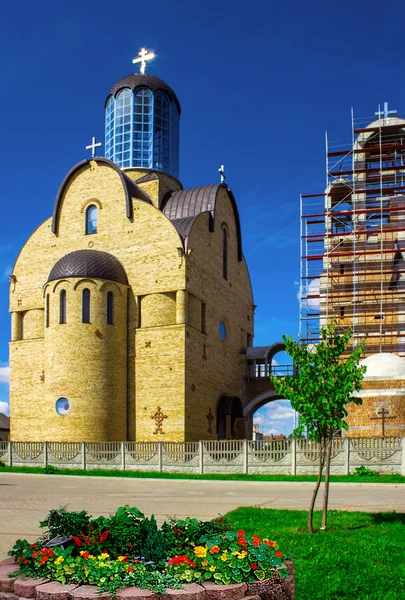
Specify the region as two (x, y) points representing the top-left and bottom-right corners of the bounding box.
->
(133, 48), (155, 75)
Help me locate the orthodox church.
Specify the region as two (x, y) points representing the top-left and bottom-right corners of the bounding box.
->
(9, 51), (270, 442)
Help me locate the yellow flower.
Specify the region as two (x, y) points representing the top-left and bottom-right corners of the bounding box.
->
(99, 562), (106, 567)
(220, 551), (228, 561)
(236, 551), (247, 560)
(118, 556), (127, 562)
(194, 546), (207, 558)
(85, 570), (89, 577)
(202, 560), (208, 567)
(88, 555), (95, 560)
(98, 553), (109, 560)
(209, 566), (216, 572)
(54, 556), (64, 565)
(232, 551), (239, 556)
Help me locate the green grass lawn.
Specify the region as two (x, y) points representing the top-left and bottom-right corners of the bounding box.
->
(226, 507), (405, 600)
(0, 464), (404, 483)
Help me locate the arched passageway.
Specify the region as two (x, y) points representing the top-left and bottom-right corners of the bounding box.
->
(216, 396), (245, 440)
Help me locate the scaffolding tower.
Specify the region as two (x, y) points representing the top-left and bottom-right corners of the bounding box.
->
(300, 104), (405, 357)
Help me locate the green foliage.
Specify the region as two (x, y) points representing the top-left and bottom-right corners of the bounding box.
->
(44, 464), (59, 474)
(0, 460), (6, 467)
(228, 507), (405, 600)
(271, 322), (366, 441)
(353, 465), (380, 477)
(8, 506), (287, 597)
(1, 464), (404, 483)
(40, 507), (92, 538)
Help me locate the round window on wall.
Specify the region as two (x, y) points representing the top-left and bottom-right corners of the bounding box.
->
(55, 398), (70, 415)
(219, 321), (227, 341)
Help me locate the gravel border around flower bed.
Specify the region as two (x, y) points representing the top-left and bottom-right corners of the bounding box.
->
(0, 561), (294, 600)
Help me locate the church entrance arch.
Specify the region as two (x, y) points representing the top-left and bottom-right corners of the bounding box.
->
(216, 396), (244, 440)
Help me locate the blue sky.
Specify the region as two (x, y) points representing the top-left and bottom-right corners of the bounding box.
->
(1, 0), (404, 433)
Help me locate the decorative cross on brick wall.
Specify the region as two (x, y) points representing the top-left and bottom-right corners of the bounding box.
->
(151, 406), (167, 435)
(206, 408), (214, 434)
(371, 407), (397, 437)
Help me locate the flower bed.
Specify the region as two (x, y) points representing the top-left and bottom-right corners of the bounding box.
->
(3, 506), (294, 599)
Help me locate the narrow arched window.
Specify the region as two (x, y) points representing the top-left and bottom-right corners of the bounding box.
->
(45, 294), (50, 328)
(222, 226), (228, 280)
(59, 290), (66, 324)
(85, 205), (98, 235)
(107, 291), (114, 325)
(82, 288), (90, 323)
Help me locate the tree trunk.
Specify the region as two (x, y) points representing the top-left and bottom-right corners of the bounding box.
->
(321, 433), (334, 530)
(308, 437), (325, 533)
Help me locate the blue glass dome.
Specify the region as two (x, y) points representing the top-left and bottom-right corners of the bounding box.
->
(105, 74), (180, 179)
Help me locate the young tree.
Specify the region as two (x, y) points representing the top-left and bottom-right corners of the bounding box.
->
(271, 322), (366, 533)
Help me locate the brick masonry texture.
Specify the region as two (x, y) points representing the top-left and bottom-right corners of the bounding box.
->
(0, 560), (295, 600)
(9, 162), (253, 442)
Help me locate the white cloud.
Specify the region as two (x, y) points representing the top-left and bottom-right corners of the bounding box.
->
(0, 401), (9, 416)
(253, 400), (295, 436)
(3, 265), (12, 279)
(296, 279), (320, 310)
(0, 365), (10, 384)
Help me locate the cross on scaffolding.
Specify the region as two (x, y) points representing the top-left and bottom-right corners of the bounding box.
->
(86, 136), (102, 158)
(370, 407), (397, 437)
(375, 102), (397, 120)
(132, 48), (155, 75)
(219, 164), (226, 184)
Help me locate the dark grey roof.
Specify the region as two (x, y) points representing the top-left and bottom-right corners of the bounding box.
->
(246, 343), (286, 360)
(107, 74), (181, 113)
(0, 413), (10, 431)
(136, 172), (160, 184)
(48, 250), (128, 285)
(52, 158), (151, 235)
(171, 216), (200, 240)
(162, 184), (242, 260)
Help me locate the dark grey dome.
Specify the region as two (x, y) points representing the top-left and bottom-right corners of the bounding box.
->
(106, 74), (181, 113)
(48, 250), (128, 285)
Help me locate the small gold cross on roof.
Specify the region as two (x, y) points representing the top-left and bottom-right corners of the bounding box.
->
(133, 48), (155, 75)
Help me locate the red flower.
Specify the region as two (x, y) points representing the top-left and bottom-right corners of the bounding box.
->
(173, 527), (180, 536)
(253, 534), (260, 547)
(251, 562), (258, 570)
(23, 559), (29, 565)
(276, 551), (283, 558)
(81, 552), (90, 559)
(32, 551), (38, 558)
(268, 540), (276, 547)
(127, 567), (135, 572)
(72, 536), (82, 547)
(237, 538), (246, 546)
(237, 530), (245, 537)
(30, 544), (37, 549)
(99, 531), (109, 543)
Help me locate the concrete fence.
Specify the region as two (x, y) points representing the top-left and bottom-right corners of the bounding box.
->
(1, 437), (404, 475)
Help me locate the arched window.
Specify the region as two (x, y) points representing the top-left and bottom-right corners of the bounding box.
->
(222, 226), (228, 280)
(153, 91), (171, 172)
(45, 294), (50, 328)
(105, 96), (115, 161)
(115, 89), (132, 167)
(82, 289), (90, 323)
(134, 88), (153, 168)
(107, 291), (114, 325)
(59, 290), (66, 324)
(85, 205), (98, 235)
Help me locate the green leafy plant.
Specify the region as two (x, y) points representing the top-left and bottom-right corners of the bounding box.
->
(8, 506), (287, 597)
(168, 529), (287, 585)
(353, 465), (379, 477)
(271, 321), (366, 533)
(44, 464), (59, 474)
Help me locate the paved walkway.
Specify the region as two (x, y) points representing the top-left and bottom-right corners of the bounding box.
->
(1, 472), (404, 559)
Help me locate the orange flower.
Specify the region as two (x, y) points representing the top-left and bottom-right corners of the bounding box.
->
(210, 545), (220, 554)
(268, 540), (276, 547)
(201, 560), (208, 568)
(253, 534), (260, 547)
